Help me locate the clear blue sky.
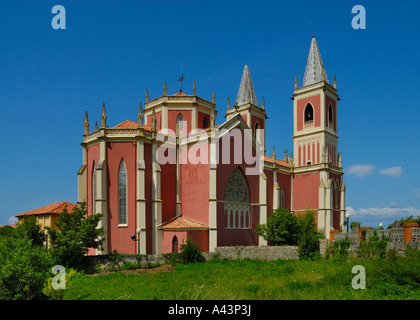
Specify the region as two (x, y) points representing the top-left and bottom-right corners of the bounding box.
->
(1, 0), (419, 228)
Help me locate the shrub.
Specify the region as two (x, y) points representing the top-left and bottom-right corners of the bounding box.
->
(0, 237), (55, 300)
(179, 239), (204, 264)
(42, 268), (78, 300)
(325, 239), (351, 260)
(297, 210), (322, 259)
(255, 208), (299, 245)
(357, 230), (389, 258)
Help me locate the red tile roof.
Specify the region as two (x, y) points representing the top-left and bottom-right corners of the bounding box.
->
(159, 216), (208, 230)
(113, 120), (138, 129)
(16, 201), (77, 217)
(263, 155), (291, 167)
(173, 91), (188, 96)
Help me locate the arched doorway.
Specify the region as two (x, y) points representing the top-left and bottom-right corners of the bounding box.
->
(172, 236), (178, 253)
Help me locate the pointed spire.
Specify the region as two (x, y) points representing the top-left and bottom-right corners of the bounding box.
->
(294, 75), (298, 88)
(210, 107), (215, 128)
(101, 103), (107, 128)
(94, 121), (98, 131)
(333, 75), (337, 89)
(193, 81), (196, 96)
(227, 97), (230, 109)
(84, 111), (89, 135)
(212, 91), (215, 105)
(138, 102), (143, 128)
(163, 81), (167, 96)
(145, 88), (149, 103)
(303, 36), (328, 86)
(236, 65), (258, 107)
(262, 97), (265, 109)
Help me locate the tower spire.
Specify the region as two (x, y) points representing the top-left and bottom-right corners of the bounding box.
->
(84, 111), (89, 135)
(101, 103), (107, 128)
(145, 88), (149, 103)
(163, 80), (167, 96)
(236, 65), (258, 107)
(303, 36), (328, 86)
(138, 102), (143, 128)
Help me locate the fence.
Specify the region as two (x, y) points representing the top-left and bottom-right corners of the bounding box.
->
(332, 222), (419, 243)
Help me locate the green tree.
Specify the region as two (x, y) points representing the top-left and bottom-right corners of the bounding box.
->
(46, 203), (105, 269)
(296, 210), (321, 259)
(255, 208), (299, 245)
(15, 215), (45, 246)
(0, 236), (55, 300)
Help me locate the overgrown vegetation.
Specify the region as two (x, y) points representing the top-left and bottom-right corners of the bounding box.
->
(255, 208), (322, 258)
(0, 203), (104, 300)
(62, 250), (420, 300)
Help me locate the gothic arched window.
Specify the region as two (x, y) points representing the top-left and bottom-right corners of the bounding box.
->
(224, 168), (251, 229)
(304, 103), (314, 123)
(203, 116), (208, 129)
(118, 159), (127, 225)
(328, 104), (333, 129)
(280, 185), (286, 209)
(92, 162), (97, 215)
(177, 113), (184, 132)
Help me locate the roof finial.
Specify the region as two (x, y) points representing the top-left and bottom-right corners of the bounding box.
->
(101, 103), (107, 128)
(138, 102), (143, 128)
(262, 97), (265, 110)
(212, 91), (215, 105)
(164, 80), (167, 96)
(84, 111), (89, 135)
(94, 121), (98, 131)
(177, 64), (185, 92)
(294, 75), (298, 88)
(210, 107), (215, 129)
(272, 146), (276, 160)
(145, 88), (149, 103)
(227, 97), (230, 109)
(193, 81), (196, 96)
(333, 75), (337, 89)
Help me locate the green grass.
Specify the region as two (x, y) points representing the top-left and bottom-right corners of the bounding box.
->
(63, 250), (420, 300)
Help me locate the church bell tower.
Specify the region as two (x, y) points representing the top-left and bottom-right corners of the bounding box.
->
(292, 36), (346, 238)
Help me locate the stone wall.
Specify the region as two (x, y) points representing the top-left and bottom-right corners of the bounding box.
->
(205, 246), (299, 261)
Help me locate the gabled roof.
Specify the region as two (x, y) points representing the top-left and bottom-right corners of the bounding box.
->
(158, 216), (209, 230)
(16, 201), (77, 217)
(303, 36), (328, 86)
(236, 65), (258, 107)
(263, 155), (291, 167)
(113, 120), (138, 129)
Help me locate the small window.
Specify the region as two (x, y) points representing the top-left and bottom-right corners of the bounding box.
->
(118, 159), (127, 225)
(328, 104), (333, 129)
(203, 117), (208, 129)
(254, 121), (259, 138)
(304, 104), (314, 123)
(176, 113), (184, 132)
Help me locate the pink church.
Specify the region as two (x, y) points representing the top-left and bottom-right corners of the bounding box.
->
(77, 37), (346, 255)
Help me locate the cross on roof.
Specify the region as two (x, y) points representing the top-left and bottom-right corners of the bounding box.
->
(177, 64), (186, 92)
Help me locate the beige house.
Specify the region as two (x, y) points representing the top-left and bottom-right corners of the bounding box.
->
(15, 201), (77, 231)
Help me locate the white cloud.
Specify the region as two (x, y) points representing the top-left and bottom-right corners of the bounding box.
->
(346, 206), (420, 218)
(345, 164), (375, 177)
(7, 216), (17, 225)
(379, 166), (402, 178)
